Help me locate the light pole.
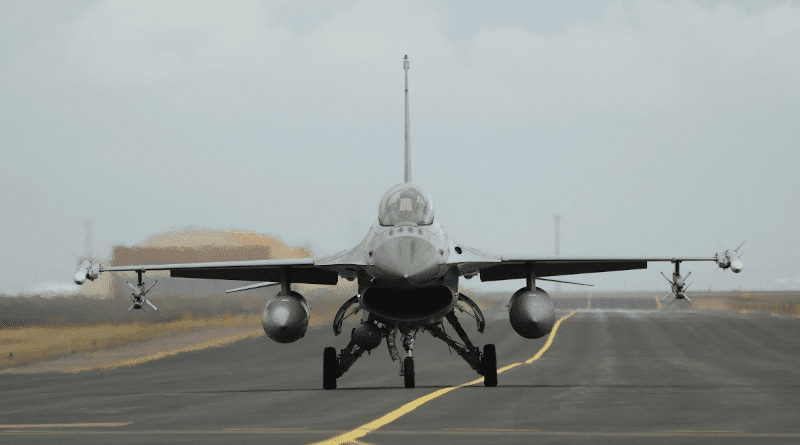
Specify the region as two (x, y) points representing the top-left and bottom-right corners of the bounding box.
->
(553, 214), (561, 293)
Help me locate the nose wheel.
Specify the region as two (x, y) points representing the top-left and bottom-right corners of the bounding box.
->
(403, 357), (415, 388)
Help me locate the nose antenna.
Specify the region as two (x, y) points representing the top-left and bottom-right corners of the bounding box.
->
(404, 55), (411, 183)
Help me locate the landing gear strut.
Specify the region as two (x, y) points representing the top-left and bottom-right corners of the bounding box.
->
(399, 328), (418, 388)
(323, 292), (497, 389)
(322, 332), (371, 390)
(427, 311), (497, 387)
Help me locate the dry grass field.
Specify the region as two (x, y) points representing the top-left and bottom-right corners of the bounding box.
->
(0, 281), (357, 370)
(693, 291), (800, 316)
(0, 228), (360, 370)
(0, 313), (261, 370)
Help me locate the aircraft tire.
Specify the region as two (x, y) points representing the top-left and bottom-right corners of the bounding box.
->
(403, 357), (415, 388)
(482, 344), (497, 387)
(323, 347), (338, 390)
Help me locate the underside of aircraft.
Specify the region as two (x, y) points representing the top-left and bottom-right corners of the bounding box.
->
(73, 55), (743, 389)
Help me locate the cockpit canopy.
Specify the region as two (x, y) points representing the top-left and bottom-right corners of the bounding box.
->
(378, 183), (435, 226)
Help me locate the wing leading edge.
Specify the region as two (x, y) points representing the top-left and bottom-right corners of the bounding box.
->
(446, 245), (721, 282)
(94, 258), (340, 286)
(77, 239), (737, 287)
(82, 241), (374, 286)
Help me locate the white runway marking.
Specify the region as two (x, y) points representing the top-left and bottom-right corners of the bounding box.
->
(0, 422), (132, 428)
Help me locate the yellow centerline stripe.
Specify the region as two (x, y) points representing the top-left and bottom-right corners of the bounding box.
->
(525, 310), (577, 364)
(312, 310), (579, 445)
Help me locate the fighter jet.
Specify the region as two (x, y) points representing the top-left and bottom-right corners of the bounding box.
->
(73, 55), (744, 389)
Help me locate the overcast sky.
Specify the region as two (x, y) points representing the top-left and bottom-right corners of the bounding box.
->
(1, 0), (799, 295)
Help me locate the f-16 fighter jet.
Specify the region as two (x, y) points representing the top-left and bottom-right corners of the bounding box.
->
(73, 56), (743, 389)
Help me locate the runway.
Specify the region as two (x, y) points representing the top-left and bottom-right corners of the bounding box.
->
(3, 299), (800, 444)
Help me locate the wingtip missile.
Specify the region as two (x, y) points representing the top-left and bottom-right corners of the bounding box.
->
(730, 241), (744, 273)
(715, 248), (744, 273)
(73, 260), (101, 285)
(73, 260), (91, 285)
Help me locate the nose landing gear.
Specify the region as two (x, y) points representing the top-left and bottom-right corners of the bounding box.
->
(399, 328), (419, 388)
(403, 356), (415, 388)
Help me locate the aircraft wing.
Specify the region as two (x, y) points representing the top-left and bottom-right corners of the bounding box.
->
(77, 238), (737, 286)
(86, 258), (342, 285)
(76, 241), (372, 286)
(447, 245), (721, 282)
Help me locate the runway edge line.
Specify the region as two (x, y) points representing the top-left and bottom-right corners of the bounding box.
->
(311, 310), (580, 445)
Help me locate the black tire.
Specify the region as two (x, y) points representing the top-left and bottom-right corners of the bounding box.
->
(403, 357), (415, 388)
(323, 347), (338, 390)
(482, 344), (497, 387)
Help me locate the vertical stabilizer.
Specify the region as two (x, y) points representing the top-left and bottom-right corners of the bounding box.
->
(84, 220), (93, 260)
(404, 55), (411, 183)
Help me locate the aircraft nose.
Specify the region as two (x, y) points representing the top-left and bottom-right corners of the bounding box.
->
(372, 236), (440, 282)
(731, 260), (743, 273)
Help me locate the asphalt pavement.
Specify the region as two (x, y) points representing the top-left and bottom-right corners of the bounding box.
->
(3, 298), (800, 444)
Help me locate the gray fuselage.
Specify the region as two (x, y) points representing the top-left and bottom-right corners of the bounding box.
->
(354, 183), (459, 327)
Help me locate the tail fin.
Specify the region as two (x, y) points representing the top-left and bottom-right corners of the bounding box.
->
(404, 55), (411, 183)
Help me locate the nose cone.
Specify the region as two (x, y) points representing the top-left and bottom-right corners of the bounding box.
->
(372, 236), (440, 283)
(73, 271), (87, 285)
(731, 260), (743, 273)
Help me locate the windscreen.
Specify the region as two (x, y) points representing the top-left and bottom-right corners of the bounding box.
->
(378, 183), (435, 226)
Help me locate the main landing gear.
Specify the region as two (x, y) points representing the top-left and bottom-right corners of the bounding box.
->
(323, 347), (338, 390)
(323, 293), (497, 389)
(481, 344), (497, 387)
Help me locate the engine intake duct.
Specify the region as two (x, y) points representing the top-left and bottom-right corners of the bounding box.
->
(362, 285), (453, 323)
